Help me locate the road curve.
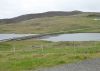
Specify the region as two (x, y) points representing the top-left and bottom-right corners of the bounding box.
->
(35, 58), (100, 71)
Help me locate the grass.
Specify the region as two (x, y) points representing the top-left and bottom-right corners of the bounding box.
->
(0, 40), (100, 71)
(0, 15), (100, 34)
(0, 13), (100, 71)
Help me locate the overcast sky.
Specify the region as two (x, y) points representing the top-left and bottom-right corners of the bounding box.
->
(0, 0), (100, 19)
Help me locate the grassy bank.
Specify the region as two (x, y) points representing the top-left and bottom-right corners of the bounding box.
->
(0, 40), (100, 71)
(0, 16), (100, 34)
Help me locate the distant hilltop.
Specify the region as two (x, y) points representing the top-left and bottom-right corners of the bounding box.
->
(0, 10), (82, 23)
(0, 10), (100, 24)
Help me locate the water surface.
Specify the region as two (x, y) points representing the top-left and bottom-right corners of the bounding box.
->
(0, 34), (36, 41)
(41, 33), (100, 42)
(0, 33), (100, 42)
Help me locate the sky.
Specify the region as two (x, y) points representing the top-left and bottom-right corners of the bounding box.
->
(0, 0), (100, 19)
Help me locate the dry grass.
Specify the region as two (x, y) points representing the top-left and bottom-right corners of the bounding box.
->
(0, 16), (100, 34)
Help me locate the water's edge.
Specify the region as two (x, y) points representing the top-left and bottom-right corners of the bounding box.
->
(0, 34), (57, 42)
(0, 33), (100, 42)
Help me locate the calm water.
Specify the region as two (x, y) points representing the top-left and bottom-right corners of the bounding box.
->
(41, 33), (100, 42)
(0, 33), (100, 42)
(0, 34), (36, 41)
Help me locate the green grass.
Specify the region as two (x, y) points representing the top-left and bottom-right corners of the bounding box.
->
(0, 15), (100, 34)
(0, 40), (100, 71)
(0, 14), (100, 71)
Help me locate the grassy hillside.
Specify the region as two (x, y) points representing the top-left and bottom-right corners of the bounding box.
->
(0, 14), (100, 34)
(0, 40), (100, 71)
(0, 11), (100, 71)
(0, 11), (82, 23)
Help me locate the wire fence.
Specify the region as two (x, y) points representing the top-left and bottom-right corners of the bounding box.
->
(0, 41), (99, 55)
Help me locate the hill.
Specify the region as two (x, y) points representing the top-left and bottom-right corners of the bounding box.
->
(0, 11), (100, 34)
(0, 11), (82, 23)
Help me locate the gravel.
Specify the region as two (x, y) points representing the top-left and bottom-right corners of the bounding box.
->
(35, 58), (100, 71)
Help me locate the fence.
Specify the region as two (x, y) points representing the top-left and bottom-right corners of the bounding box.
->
(0, 41), (99, 55)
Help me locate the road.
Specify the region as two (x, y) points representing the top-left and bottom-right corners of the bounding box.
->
(35, 58), (100, 71)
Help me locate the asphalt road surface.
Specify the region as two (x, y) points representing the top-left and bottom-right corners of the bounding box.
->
(35, 58), (100, 71)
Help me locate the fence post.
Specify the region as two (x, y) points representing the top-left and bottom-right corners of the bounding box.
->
(13, 45), (16, 54)
(73, 41), (76, 56)
(41, 45), (44, 53)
